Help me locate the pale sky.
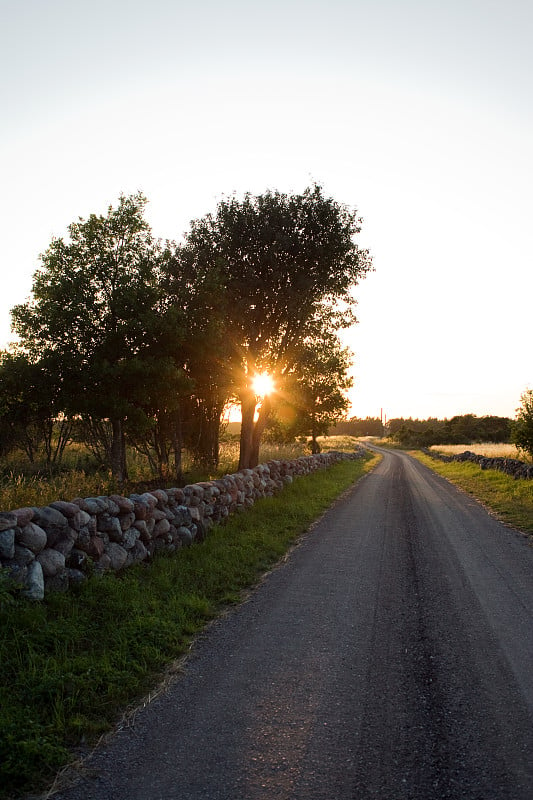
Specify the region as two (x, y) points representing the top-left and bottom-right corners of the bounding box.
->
(1, 0), (532, 421)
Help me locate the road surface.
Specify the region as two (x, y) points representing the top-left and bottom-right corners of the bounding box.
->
(53, 448), (533, 800)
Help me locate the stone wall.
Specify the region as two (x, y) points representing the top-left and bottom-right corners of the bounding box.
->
(422, 448), (533, 480)
(0, 449), (365, 600)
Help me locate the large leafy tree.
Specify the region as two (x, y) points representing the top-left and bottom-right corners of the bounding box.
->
(164, 247), (234, 470)
(178, 185), (372, 468)
(11, 193), (183, 481)
(512, 389), (533, 460)
(280, 331), (353, 452)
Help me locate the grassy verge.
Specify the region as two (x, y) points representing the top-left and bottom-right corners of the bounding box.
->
(0, 451), (378, 799)
(412, 451), (533, 535)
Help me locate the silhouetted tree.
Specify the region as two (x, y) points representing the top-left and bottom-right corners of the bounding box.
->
(274, 331), (353, 451)
(0, 351), (72, 466)
(164, 246), (233, 470)
(11, 193), (183, 481)
(178, 185), (372, 468)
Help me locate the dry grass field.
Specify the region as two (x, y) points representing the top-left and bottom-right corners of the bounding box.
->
(429, 443), (531, 462)
(0, 436), (363, 512)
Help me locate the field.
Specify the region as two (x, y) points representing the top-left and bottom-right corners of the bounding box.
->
(429, 442), (530, 461)
(0, 435), (362, 512)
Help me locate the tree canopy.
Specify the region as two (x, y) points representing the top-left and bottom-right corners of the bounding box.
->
(11, 193), (185, 480)
(176, 185), (372, 468)
(8, 187), (372, 478)
(272, 330), (353, 452)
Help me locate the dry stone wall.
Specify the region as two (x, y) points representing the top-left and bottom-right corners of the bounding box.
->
(422, 448), (533, 480)
(0, 449), (365, 601)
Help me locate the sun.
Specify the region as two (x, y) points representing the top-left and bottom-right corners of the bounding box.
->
(251, 372), (275, 397)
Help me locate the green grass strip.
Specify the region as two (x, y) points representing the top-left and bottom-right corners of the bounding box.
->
(0, 453), (378, 799)
(412, 451), (533, 535)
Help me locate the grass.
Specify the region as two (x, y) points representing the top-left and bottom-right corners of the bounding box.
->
(0, 449), (378, 800)
(413, 451), (533, 535)
(0, 469), (120, 512)
(0, 435), (362, 511)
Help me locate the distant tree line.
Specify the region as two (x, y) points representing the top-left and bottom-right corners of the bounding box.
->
(332, 416), (385, 437)
(387, 414), (512, 448)
(1, 188), (372, 480)
(332, 414), (513, 448)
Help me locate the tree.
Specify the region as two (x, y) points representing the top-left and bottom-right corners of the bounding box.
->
(164, 245), (234, 470)
(475, 415), (511, 443)
(0, 351), (72, 466)
(442, 414), (479, 444)
(512, 389), (533, 460)
(11, 193), (182, 482)
(274, 331), (353, 452)
(333, 417), (384, 437)
(179, 185), (372, 468)
(385, 414), (512, 448)
(114, 354), (191, 480)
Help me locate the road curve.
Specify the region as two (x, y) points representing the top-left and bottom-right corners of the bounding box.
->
(53, 448), (533, 800)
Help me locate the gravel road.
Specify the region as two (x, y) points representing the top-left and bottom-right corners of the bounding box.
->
(52, 448), (533, 800)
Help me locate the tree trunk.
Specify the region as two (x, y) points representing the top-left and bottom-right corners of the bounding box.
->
(172, 408), (183, 483)
(238, 389), (257, 470)
(186, 390), (224, 470)
(197, 404), (221, 469)
(154, 422), (169, 479)
(310, 412), (321, 453)
(250, 396), (271, 468)
(53, 417), (72, 465)
(121, 422), (128, 482)
(43, 419), (53, 465)
(110, 417), (127, 483)
(23, 431), (35, 464)
(310, 436), (321, 454)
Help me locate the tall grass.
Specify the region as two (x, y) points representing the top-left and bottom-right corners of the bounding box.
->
(0, 436), (362, 511)
(0, 469), (119, 511)
(429, 442), (530, 462)
(0, 451), (378, 799)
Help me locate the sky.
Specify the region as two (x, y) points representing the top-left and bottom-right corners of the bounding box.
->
(1, 0), (532, 421)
